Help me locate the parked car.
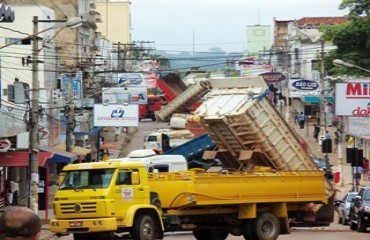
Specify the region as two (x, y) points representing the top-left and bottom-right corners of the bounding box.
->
(348, 187), (370, 232)
(335, 192), (358, 225)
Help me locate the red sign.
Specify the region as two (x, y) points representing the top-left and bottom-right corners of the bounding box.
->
(0, 139), (11, 152)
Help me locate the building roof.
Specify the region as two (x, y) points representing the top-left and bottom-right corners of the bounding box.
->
(296, 17), (348, 25)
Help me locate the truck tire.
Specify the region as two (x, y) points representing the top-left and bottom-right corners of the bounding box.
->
(193, 229), (229, 240)
(255, 213), (280, 240)
(241, 219), (258, 240)
(131, 215), (161, 240)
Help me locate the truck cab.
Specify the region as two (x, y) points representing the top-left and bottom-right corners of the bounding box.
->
(51, 161), (163, 240)
(115, 149), (188, 172)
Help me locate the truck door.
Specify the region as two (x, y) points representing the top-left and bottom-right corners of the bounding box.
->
(113, 169), (149, 217)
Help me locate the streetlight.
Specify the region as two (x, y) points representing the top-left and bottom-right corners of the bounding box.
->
(333, 59), (370, 73)
(28, 16), (82, 213)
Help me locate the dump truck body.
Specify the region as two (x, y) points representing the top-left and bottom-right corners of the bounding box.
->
(51, 161), (330, 240)
(155, 80), (212, 121)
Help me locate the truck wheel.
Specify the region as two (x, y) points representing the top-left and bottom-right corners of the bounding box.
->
(357, 217), (367, 232)
(241, 219), (258, 240)
(255, 213), (280, 240)
(132, 215), (160, 240)
(193, 229), (229, 240)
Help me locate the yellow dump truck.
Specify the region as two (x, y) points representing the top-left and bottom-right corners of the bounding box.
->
(51, 76), (335, 240)
(51, 161), (329, 240)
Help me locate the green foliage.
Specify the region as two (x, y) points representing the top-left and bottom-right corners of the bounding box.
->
(339, 0), (370, 16)
(320, 1), (370, 76)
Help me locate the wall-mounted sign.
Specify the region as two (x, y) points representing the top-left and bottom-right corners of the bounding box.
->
(336, 82), (370, 116)
(291, 79), (319, 91)
(117, 73), (144, 86)
(102, 87), (148, 105)
(258, 72), (286, 83)
(0, 139), (11, 152)
(93, 104), (139, 127)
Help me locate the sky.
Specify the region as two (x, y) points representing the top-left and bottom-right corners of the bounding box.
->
(131, 0), (347, 53)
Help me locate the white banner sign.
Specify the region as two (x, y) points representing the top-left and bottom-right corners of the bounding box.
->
(348, 117), (370, 139)
(93, 104), (139, 127)
(102, 87), (148, 105)
(336, 82), (370, 116)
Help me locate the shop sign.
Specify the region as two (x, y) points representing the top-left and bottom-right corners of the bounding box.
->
(0, 139), (11, 152)
(259, 72), (286, 83)
(291, 79), (319, 91)
(94, 104), (139, 127)
(336, 82), (370, 116)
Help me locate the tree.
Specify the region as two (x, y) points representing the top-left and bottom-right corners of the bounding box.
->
(339, 0), (370, 16)
(320, 0), (370, 76)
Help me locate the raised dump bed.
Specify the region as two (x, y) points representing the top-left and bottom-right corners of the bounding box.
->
(156, 80), (212, 122)
(194, 77), (318, 172)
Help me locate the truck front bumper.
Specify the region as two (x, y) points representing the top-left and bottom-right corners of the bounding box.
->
(50, 217), (118, 234)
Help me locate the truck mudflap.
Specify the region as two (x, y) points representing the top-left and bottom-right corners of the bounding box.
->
(50, 217), (117, 234)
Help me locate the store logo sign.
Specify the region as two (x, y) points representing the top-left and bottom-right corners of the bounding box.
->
(0, 139), (11, 152)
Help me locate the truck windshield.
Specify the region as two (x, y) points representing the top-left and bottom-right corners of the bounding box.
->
(59, 169), (114, 190)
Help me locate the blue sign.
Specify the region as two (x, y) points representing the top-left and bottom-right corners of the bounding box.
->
(111, 109), (125, 118)
(292, 79), (319, 91)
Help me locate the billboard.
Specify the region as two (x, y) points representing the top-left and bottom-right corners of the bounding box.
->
(336, 82), (370, 116)
(347, 117), (370, 139)
(93, 104), (139, 127)
(102, 87), (148, 105)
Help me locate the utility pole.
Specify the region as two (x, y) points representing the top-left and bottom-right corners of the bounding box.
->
(65, 72), (75, 152)
(29, 16), (40, 213)
(320, 40), (326, 129)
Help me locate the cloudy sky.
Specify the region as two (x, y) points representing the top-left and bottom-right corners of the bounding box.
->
(131, 0), (347, 53)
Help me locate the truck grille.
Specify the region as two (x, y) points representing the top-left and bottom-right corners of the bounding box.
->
(60, 202), (97, 214)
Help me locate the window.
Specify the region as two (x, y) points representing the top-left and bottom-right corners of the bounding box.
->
(5, 38), (30, 45)
(59, 169), (114, 190)
(116, 169), (139, 185)
(78, 0), (90, 14)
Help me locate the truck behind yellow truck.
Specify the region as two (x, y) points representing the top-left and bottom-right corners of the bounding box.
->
(51, 161), (329, 240)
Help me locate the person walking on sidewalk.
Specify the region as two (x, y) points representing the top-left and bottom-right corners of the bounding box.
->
(293, 109), (298, 125)
(298, 112), (305, 129)
(313, 124), (320, 142)
(0, 206), (42, 240)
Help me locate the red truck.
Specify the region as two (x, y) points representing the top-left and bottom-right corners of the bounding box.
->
(157, 71), (201, 111)
(139, 95), (161, 121)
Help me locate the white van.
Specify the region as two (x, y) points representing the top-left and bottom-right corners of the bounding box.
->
(113, 149), (188, 172)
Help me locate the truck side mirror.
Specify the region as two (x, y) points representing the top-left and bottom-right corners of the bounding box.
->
(132, 172), (140, 185)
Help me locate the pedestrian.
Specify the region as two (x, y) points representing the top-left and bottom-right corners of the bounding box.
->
(362, 158), (369, 175)
(313, 124), (320, 142)
(334, 130), (341, 153)
(293, 109), (298, 125)
(0, 206), (42, 240)
(325, 131), (331, 140)
(298, 112), (305, 129)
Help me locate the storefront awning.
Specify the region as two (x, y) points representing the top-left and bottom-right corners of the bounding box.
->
(0, 152), (53, 167)
(73, 126), (104, 136)
(39, 146), (77, 163)
(52, 143), (91, 156)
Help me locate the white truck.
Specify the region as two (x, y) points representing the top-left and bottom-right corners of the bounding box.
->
(115, 149), (188, 172)
(143, 129), (194, 153)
